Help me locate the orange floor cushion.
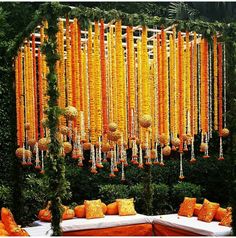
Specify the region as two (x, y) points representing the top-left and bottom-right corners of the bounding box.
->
(107, 202), (118, 215)
(178, 197), (196, 217)
(214, 207), (227, 221)
(193, 203), (202, 216)
(1, 208), (29, 236)
(198, 199), (220, 222)
(219, 207), (232, 227)
(74, 205), (86, 218)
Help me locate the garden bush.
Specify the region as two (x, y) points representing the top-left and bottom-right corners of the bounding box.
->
(0, 185), (12, 208)
(171, 182), (202, 210)
(98, 184), (129, 204)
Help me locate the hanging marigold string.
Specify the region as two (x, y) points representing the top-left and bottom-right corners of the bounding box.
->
(213, 35), (218, 131)
(157, 34), (162, 137)
(94, 21), (102, 138)
(178, 32), (184, 152)
(218, 43), (223, 136)
(66, 17), (72, 106)
(87, 24), (96, 144)
(15, 55), (20, 146)
(32, 34), (38, 140)
(100, 19), (108, 135)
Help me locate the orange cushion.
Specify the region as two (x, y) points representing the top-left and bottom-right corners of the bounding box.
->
(219, 207), (232, 227)
(62, 208), (75, 220)
(74, 205), (86, 218)
(116, 198), (137, 216)
(107, 202), (119, 215)
(38, 209), (52, 222)
(193, 203), (202, 216)
(0, 228), (9, 236)
(198, 199), (220, 222)
(101, 202), (107, 214)
(214, 207), (227, 221)
(84, 199), (104, 219)
(0, 221), (5, 229)
(8, 224), (29, 236)
(178, 197), (196, 217)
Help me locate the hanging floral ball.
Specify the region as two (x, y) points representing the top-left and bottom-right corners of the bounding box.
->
(113, 131), (122, 141)
(179, 175), (185, 180)
(95, 141), (101, 148)
(222, 128), (230, 137)
(162, 146), (171, 156)
(102, 143), (110, 153)
(190, 158), (197, 164)
(38, 138), (49, 151)
(63, 142), (72, 154)
(25, 123), (30, 130)
(83, 142), (91, 151)
(41, 118), (47, 128)
(25, 150), (32, 159)
(182, 134), (188, 141)
(60, 126), (69, 135)
(150, 149), (157, 159)
(171, 138), (181, 147)
(141, 142), (148, 150)
(159, 133), (168, 145)
(108, 122), (118, 132)
(15, 148), (24, 158)
(139, 114), (152, 128)
(28, 139), (36, 147)
(106, 151), (112, 159)
(64, 106), (78, 120)
(200, 143), (208, 152)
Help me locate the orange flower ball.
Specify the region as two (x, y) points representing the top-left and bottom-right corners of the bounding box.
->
(38, 138), (49, 151)
(171, 137), (180, 147)
(200, 143), (208, 152)
(102, 143), (110, 153)
(28, 139), (36, 147)
(162, 146), (171, 156)
(182, 134), (188, 141)
(60, 126), (69, 135)
(25, 150), (32, 159)
(141, 142), (148, 150)
(63, 142), (72, 154)
(159, 133), (168, 145)
(108, 122), (118, 132)
(108, 131), (121, 142)
(106, 151), (112, 159)
(25, 123), (30, 130)
(222, 128), (230, 137)
(15, 148), (24, 158)
(139, 114), (152, 128)
(150, 149), (157, 159)
(64, 106), (78, 120)
(83, 142), (91, 151)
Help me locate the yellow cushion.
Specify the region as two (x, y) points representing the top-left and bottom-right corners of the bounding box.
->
(198, 199), (220, 222)
(214, 207), (227, 221)
(116, 198), (137, 216)
(178, 197), (196, 217)
(84, 199), (104, 219)
(219, 207), (232, 227)
(193, 203), (202, 216)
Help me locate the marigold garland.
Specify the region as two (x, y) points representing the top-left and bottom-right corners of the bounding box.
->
(213, 35), (218, 130)
(218, 43), (223, 136)
(94, 21), (102, 137)
(100, 19), (108, 135)
(14, 18), (227, 179)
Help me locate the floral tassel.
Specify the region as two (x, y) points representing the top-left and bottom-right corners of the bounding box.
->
(91, 144), (97, 174)
(218, 43), (224, 160)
